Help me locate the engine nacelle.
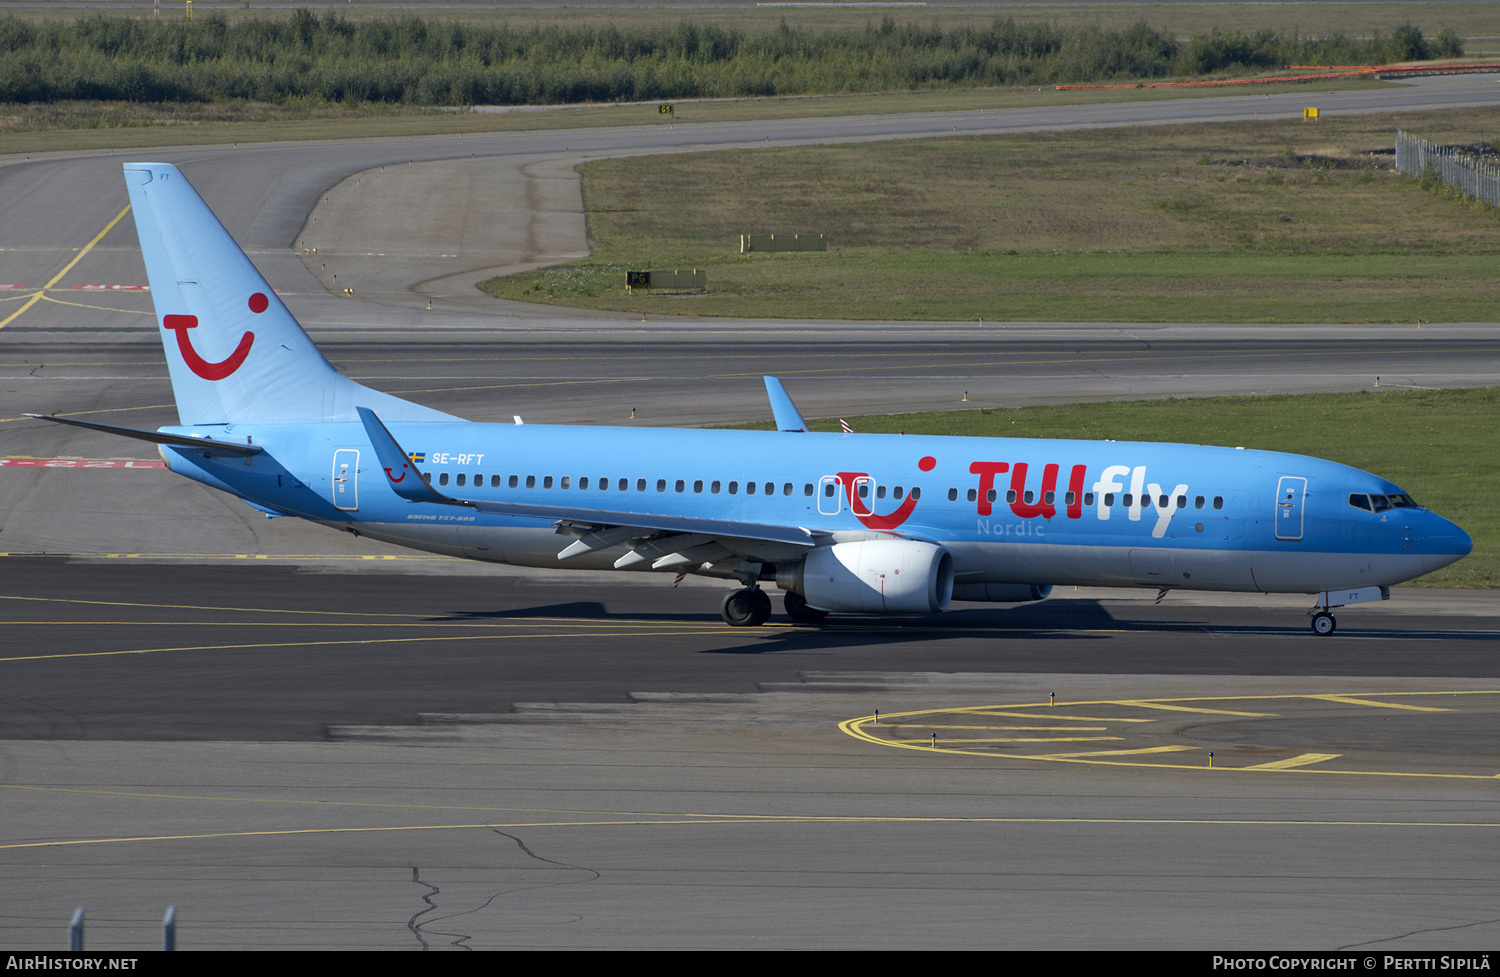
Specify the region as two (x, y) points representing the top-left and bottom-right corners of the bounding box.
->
(951, 583), (1054, 603)
(779, 540), (954, 614)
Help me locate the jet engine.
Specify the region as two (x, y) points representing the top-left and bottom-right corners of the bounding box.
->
(778, 539), (953, 614)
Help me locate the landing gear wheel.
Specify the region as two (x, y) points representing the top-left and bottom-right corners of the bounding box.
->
(784, 591), (829, 623)
(722, 587), (772, 627)
(1311, 612), (1337, 636)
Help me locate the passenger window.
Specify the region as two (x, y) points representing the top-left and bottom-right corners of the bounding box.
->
(636, 479), (646, 492)
(783, 483), (793, 496)
(1024, 490), (1034, 504)
(439, 473), (449, 486)
(525, 475), (536, 489)
(746, 481), (756, 495)
(1176, 495), (1186, 509)
(894, 486), (904, 499)
(858, 483), (869, 499)
(561, 476), (570, 489)
(675, 480), (685, 493)
(1124, 494), (1134, 507)
(619, 479), (629, 491)
(1104, 493), (1115, 506)
(1006, 490), (1016, 504)
(508, 475), (518, 489)
(711, 481), (721, 494)
(1064, 492), (1074, 506)
(948, 488), (958, 502)
(579, 477), (589, 489)
(599, 477), (609, 491)
(423, 473), (432, 485)
(767, 483), (776, 496)
(491, 475), (501, 488)
(1195, 496), (1205, 509)
(657, 479), (667, 492)
(876, 485), (886, 499)
(693, 480), (703, 493)
(1084, 492), (1094, 506)
(910, 487), (921, 500)
(728, 481), (738, 495)
(825, 483), (836, 498)
(804, 484), (814, 497)
(1213, 496), (1224, 509)
(966, 488), (977, 502)
(542, 476), (553, 489)
(456, 474), (466, 487)
(1044, 491), (1054, 505)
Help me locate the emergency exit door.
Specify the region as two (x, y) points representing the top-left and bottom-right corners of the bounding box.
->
(333, 449), (359, 511)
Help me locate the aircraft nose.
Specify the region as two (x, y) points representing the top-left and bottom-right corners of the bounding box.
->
(1421, 512), (1473, 574)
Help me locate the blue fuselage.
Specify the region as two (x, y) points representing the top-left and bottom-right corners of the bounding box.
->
(160, 422), (1471, 595)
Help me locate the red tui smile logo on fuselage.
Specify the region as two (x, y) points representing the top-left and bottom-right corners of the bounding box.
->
(835, 455), (935, 531)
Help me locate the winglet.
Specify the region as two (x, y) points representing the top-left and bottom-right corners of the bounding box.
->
(763, 376), (809, 432)
(356, 406), (466, 506)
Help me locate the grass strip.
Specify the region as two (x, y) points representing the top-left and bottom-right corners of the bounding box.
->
(483, 109), (1500, 323)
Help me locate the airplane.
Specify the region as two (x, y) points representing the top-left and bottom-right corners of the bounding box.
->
(29, 163), (1472, 635)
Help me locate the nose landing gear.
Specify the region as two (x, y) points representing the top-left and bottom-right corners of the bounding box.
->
(1306, 586), (1388, 635)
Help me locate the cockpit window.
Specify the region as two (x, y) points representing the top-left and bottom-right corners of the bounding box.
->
(1351, 492), (1419, 513)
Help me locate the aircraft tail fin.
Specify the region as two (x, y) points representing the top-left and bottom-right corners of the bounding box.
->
(124, 162), (456, 426)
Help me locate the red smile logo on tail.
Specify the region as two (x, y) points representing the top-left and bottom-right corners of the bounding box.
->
(161, 292), (266, 381)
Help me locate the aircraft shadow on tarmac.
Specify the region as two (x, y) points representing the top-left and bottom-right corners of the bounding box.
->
(429, 598), (1500, 654)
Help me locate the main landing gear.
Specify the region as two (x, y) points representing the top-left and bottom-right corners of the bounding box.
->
(721, 587), (772, 627)
(783, 591), (828, 623)
(720, 587), (830, 626)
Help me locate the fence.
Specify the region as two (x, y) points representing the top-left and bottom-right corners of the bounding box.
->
(1395, 130), (1500, 207)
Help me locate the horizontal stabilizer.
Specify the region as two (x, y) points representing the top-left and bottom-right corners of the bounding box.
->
(25, 414), (263, 455)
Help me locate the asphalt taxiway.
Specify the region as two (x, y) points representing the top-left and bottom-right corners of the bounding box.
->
(2, 77), (1500, 950)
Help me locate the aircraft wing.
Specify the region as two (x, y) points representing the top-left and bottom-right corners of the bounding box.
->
(357, 407), (819, 570)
